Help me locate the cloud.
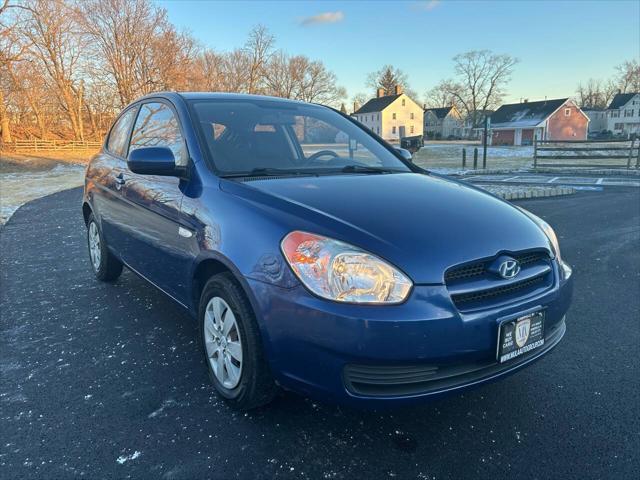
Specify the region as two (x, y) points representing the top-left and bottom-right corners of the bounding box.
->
(299, 11), (344, 26)
(414, 0), (441, 11)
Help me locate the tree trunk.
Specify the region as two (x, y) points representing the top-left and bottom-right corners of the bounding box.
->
(0, 90), (12, 143)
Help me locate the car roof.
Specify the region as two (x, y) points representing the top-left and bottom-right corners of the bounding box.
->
(135, 91), (320, 108)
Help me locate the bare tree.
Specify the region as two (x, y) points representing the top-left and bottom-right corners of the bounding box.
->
(295, 57), (346, 107)
(0, 0), (30, 142)
(19, 0), (88, 139)
(77, 0), (169, 106)
(350, 92), (369, 112)
(424, 81), (459, 109)
(189, 49), (226, 92)
(442, 50), (518, 128)
(366, 65), (417, 98)
(243, 24), (274, 94)
(264, 51), (300, 99)
(615, 59), (640, 93)
(576, 78), (618, 109)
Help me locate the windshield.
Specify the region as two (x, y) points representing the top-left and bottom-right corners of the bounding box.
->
(189, 99), (412, 176)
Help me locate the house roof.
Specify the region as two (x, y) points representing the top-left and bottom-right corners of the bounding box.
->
(353, 94), (401, 114)
(490, 98), (569, 128)
(607, 92), (638, 109)
(425, 106), (453, 119)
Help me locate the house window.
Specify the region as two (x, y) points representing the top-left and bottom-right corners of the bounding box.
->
(392, 113), (396, 120)
(402, 99), (405, 106)
(410, 112), (414, 120)
(624, 109), (634, 117)
(392, 126), (396, 134)
(564, 108), (571, 117)
(611, 111), (620, 118)
(410, 125), (414, 134)
(614, 123), (624, 130)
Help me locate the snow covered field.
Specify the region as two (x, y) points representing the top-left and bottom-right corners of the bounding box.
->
(413, 143), (534, 171)
(0, 163), (85, 224)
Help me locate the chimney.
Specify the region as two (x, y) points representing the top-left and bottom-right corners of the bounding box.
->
(353, 101), (359, 113)
(376, 88), (385, 98)
(394, 85), (403, 95)
(523, 98), (529, 103)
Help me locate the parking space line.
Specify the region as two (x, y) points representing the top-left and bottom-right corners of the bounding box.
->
(547, 177), (559, 183)
(596, 178), (604, 185)
(502, 176), (520, 182)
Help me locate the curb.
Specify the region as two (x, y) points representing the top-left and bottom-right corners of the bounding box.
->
(479, 185), (576, 201)
(449, 168), (640, 177)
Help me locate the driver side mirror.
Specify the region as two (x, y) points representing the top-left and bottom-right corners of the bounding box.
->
(128, 147), (186, 177)
(394, 147), (413, 162)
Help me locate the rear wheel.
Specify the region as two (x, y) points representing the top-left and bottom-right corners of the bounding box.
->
(87, 213), (123, 282)
(200, 272), (277, 410)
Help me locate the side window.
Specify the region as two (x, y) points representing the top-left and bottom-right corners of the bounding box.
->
(129, 102), (188, 166)
(107, 108), (136, 157)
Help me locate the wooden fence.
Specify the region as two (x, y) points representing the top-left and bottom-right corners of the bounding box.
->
(534, 138), (639, 169)
(1, 139), (102, 152)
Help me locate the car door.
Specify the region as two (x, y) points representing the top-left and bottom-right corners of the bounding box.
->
(120, 100), (192, 304)
(91, 106), (138, 255)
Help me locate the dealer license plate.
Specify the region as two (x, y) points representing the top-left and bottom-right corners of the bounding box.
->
(498, 312), (545, 363)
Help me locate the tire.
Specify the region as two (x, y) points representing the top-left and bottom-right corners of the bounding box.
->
(87, 213), (123, 282)
(199, 272), (277, 410)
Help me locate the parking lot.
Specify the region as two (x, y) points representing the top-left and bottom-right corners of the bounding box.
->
(461, 172), (640, 188)
(1, 186), (639, 479)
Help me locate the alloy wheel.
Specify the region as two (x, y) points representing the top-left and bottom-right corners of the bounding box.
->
(88, 222), (101, 271)
(204, 296), (243, 389)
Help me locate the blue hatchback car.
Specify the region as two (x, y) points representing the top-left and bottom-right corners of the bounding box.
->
(83, 92), (573, 409)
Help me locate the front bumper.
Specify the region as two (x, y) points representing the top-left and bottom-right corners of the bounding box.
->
(246, 268), (573, 407)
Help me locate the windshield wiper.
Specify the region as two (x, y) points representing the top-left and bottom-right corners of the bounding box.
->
(339, 165), (406, 174)
(220, 167), (310, 178)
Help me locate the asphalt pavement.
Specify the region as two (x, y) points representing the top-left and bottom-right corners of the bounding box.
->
(1, 186), (639, 479)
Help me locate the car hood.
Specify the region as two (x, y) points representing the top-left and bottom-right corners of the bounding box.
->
(221, 173), (551, 284)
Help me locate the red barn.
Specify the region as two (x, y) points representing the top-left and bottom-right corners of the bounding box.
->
(489, 98), (589, 146)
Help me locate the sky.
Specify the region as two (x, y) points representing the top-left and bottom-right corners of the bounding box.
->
(159, 0), (640, 104)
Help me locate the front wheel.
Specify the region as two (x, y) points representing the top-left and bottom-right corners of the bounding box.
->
(200, 272), (277, 410)
(87, 213), (123, 282)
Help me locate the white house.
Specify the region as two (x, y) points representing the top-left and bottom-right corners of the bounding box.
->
(352, 86), (423, 142)
(423, 106), (463, 139)
(582, 108), (608, 134)
(606, 92), (640, 136)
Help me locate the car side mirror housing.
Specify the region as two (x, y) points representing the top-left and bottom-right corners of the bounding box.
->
(394, 147), (413, 162)
(128, 147), (185, 177)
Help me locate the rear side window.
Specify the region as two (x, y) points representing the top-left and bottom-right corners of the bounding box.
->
(129, 102), (188, 166)
(107, 108), (136, 157)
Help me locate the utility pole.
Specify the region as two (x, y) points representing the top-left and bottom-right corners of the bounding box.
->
(482, 115), (488, 169)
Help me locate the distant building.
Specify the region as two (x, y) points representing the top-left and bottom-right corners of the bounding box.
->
(423, 106), (463, 139)
(352, 86), (424, 142)
(462, 110), (494, 139)
(606, 92), (640, 137)
(582, 108), (608, 134)
(489, 98), (589, 146)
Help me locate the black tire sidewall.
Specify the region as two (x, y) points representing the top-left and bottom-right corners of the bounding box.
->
(199, 275), (257, 402)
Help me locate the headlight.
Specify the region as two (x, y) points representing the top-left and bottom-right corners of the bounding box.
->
(281, 231), (412, 304)
(517, 207), (562, 261)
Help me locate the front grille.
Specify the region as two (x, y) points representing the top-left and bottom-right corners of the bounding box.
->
(445, 251), (548, 282)
(451, 274), (547, 305)
(445, 250), (553, 311)
(344, 319), (565, 397)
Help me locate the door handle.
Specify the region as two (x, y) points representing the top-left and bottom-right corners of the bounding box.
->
(115, 173), (125, 190)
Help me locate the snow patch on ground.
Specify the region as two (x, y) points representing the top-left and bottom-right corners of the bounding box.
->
(116, 451), (141, 464)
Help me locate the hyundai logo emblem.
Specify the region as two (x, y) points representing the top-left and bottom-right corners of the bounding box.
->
(498, 258), (521, 279)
